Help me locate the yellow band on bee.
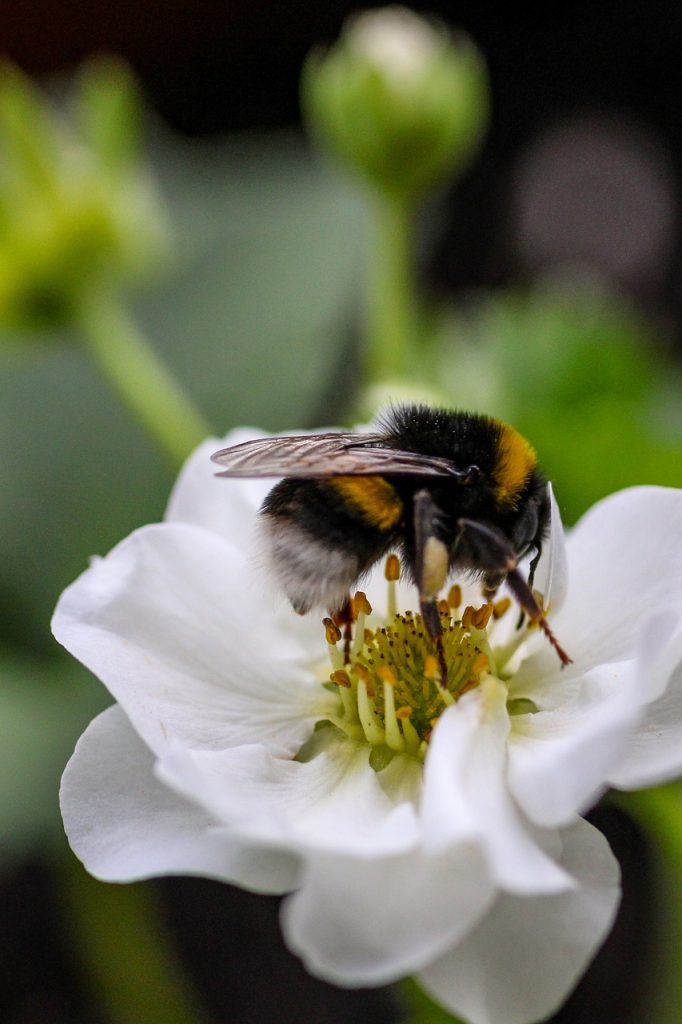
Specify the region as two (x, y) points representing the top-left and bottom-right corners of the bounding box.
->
(493, 422), (537, 505)
(329, 475), (403, 530)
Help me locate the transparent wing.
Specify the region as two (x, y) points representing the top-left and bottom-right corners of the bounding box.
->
(211, 432), (466, 478)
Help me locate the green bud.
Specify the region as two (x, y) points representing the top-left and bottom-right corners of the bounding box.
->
(302, 6), (490, 200)
(0, 60), (168, 335)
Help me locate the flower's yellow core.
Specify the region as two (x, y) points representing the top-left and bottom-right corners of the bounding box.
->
(321, 558), (513, 763)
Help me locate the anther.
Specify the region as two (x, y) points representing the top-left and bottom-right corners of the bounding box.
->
(353, 663), (371, 684)
(447, 584), (462, 608)
(330, 669), (352, 688)
(385, 553), (400, 581)
(323, 617), (342, 644)
(472, 603), (493, 629)
(424, 654), (440, 681)
(492, 597), (511, 619)
(352, 591), (372, 617)
(377, 665), (398, 686)
(472, 652), (489, 675)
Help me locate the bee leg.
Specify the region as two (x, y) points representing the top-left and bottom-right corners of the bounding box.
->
(515, 542), (543, 629)
(332, 595), (354, 663)
(457, 518), (572, 667)
(414, 490), (450, 687)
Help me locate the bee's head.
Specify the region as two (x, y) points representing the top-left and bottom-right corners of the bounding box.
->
(507, 474), (551, 562)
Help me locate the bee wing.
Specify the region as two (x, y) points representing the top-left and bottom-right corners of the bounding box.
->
(211, 432), (466, 479)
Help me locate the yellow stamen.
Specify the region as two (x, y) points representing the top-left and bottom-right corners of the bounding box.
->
(473, 603), (493, 629)
(377, 665), (398, 686)
(472, 652), (489, 675)
(358, 679), (385, 745)
(424, 655), (440, 681)
(323, 617), (342, 644)
(383, 679), (405, 752)
(385, 553), (400, 581)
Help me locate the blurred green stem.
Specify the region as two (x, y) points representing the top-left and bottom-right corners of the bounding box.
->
(400, 977), (466, 1024)
(615, 785), (682, 1022)
(76, 288), (212, 470)
(61, 855), (212, 1024)
(365, 193), (417, 383)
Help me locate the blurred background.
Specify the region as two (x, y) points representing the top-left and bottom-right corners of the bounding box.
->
(1, 2), (682, 1022)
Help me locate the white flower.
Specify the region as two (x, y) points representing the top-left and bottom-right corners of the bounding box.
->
(54, 429), (682, 1024)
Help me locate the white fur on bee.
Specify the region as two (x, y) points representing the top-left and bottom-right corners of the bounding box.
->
(257, 516), (360, 614)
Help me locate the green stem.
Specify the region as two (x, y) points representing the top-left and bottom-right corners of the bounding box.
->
(613, 785), (682, 1022)
(60, 855), (213, 1024)
(76, 288), (212, 470)
(399, 977), (467, 1024)
(364, 192), (418, 383)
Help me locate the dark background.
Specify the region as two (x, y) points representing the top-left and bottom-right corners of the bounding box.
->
(1, 3), (677, 1021)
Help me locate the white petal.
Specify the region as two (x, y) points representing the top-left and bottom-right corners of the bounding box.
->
(52, 522), (333, 759)
(419, 818), (621, 1024)
(156, 729), (420, 856)
(533, 482), (569, 615)
(61, 706), (299, 892)
(508, 660), (640, 826)
(610, 610), (682, 788)
(165, 430), (272, 541)
(164, 430), (356, 652)
(552, 487), (682, 667)
(423, 682), (573, 894)
(281, 840), (495, 987)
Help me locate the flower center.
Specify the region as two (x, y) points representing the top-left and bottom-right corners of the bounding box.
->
(319, 555), (515, 765)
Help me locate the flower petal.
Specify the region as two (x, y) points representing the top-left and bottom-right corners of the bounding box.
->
(419, 818), (621, 1024)
(508, 660), (640, 827)
(610, 610), (682, 788)
(156, 729), (420, 856)
(165, 430), (272, 541)
(533, 482), (569, 615)
(61, 706), (299, 892)
(280, 840), (495, 987)
(423, 682), (573, 894)
(552, 486), (682, 667)
(52, 522), (333, 759)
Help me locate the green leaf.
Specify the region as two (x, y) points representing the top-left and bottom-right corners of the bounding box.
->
(437, 285), (682, 522)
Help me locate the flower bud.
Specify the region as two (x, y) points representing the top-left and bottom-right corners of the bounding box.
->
(0, 59), (168, 335)
(302, 6), (490, 200)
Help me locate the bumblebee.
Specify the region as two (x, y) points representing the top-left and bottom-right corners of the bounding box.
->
(211, 404), (570, 675)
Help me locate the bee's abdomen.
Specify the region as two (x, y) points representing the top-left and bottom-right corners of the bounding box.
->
(260, 477), (399, 614)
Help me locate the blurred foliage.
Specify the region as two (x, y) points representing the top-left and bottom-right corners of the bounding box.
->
(0, 651), (104, 859)
(0, 60), (167, 333)
(0, 124), (367, 860)
(435, 285), (682, 523)
(400, 978), (464, 1024)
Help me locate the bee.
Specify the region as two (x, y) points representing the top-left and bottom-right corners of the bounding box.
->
(211, 404), (571, 678)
